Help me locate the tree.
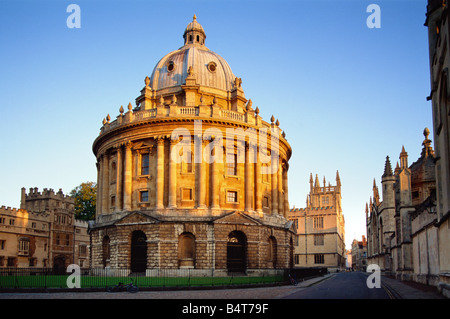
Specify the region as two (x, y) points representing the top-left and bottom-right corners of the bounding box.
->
(70, 181), (97, 221)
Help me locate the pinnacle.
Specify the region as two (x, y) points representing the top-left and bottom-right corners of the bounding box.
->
(383, 156), (393, 177)
(401, 145), (407, 155)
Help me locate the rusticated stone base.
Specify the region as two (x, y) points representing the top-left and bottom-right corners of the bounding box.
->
(89, 210), (295, 272)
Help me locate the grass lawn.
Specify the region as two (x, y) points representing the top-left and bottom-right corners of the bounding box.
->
(0, 274), (285, 289)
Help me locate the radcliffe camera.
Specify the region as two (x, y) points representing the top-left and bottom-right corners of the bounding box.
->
(0, 0), (448, 309)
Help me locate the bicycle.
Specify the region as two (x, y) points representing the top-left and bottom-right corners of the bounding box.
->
(288, 273), (298, 286)
(107, 278), (139, 293)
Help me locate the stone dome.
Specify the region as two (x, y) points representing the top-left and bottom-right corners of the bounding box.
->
(90, 15), (294, 274)
(149, 15), (239, 94)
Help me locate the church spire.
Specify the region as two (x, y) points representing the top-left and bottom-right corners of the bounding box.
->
(400, 145), (408, 169)
(336, 170), (341, 191)
(383, 156), (393, 177)
(373, 179), (380, 205)
(314, 174), (320, 188)
(395, 161), (400, 175)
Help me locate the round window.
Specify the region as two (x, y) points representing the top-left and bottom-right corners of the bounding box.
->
(167, 61), (175, 72)
(207, 62), (217, 73)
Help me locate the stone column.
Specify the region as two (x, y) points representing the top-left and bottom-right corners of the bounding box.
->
(96, 157), (102, 216)
(115, 146), (123, 212)
(278, 161), (283, 217)
(123, 142), (132, 211)
(156, 137), (165, 210)
(245, 142), (253, 211)
(211, 138), (220, 209)
(102, 152), (109, 214)
(200, 139), (208, 208)
(168, 138), (177, 209)
(197, 137), (207, 209)
(283, 164), (289, 218)
(271, 156), (278, 215)
(255, 145), (262, 213)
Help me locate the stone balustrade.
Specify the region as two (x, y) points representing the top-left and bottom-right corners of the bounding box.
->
(100, 104), (275, 135)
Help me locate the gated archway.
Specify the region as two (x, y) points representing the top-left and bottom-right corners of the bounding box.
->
(227, 231), (247, 273)
(53, 256), (66, 275)
(130, 230), (147, 273)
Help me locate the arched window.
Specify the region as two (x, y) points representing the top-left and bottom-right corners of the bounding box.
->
(102, 236), (110, 267)
(267, 236), (277, 268)
(178, 232), (196, 268)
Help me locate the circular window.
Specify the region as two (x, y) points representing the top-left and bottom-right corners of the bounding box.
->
(167, 61), (175, 72)
(207, 62), (217, 73)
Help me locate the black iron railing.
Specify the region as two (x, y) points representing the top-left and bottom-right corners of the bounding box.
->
(0, 267), (289, 289)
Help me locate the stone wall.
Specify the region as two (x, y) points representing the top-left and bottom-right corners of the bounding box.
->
(90, 212), (294, 273)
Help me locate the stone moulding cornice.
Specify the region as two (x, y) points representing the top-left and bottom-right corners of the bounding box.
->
(93, 116), (291, 157)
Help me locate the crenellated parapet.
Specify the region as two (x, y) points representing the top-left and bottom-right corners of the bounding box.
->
(0, 206), (49, 219)
(21, 187), (74, 213)
(24, 187), (74, 202)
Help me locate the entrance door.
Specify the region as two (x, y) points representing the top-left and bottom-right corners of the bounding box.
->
(53, 256), (66, 275)
(130, 231), (147, 273)
(227, 231), (246, 273)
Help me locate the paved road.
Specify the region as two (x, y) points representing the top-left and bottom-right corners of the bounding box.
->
(282, 271), (390, 299)
(0, 284), (298, 299)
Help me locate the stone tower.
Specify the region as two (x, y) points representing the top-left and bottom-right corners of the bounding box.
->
(289, 172), (346, 272)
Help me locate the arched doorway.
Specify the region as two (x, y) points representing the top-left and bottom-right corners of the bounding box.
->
(53, 256), (66, 275)
(130, 230), (147, 273)
(227, 231), (247, 273)
(267, 236), (277, 268)
(102, 236), (110, 267)
(178, 232), (196, 268)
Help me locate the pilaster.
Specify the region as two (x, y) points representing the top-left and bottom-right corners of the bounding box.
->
(168, 137), (178, 209)
(156, 137), (165, 210)
(123, 142), (133, 211)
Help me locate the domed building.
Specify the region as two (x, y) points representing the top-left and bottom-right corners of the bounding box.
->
(90, 16), (294, 276)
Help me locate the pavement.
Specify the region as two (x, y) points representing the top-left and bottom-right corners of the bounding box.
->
(379, 274), (445, 299)
(0, 272), (446, 299)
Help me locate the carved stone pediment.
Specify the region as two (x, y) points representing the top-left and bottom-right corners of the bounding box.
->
(114, 211), (159, 226)
(213, 211), (262, 226)
(132, 142), (154, 155)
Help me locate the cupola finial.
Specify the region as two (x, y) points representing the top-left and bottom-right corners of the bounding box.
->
(183, 14), (206, 46)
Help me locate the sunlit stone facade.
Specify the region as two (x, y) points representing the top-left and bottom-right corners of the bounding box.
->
(424, 1), (450, 297)
(288, 172), (346, 272)
(89, 16), (294, 275)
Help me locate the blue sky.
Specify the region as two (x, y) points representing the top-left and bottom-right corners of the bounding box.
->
(0, 0), (432, 248)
